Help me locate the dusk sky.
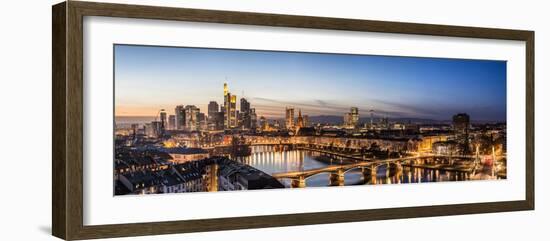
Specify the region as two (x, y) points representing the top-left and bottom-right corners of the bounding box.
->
(114, 44), (506, 121)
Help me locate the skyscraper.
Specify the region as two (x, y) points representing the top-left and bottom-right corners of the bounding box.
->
(350, 107), (359, 127)
(453, 113), (470, 134)
(168, 115), (175, 130)
(240, 98), (251, 129)
(214, 112), (224, 130)
(344, 113), (351, 127)
(185, 105), (200, 131)
(453, 113), (471, 155)
(285, 107), (295, 130)
(230, 96), (237, 128)
(145, 121), (162, 138)
(207, 101), (221, 131)
(159, 110), (167, 132)
(175, 105), (185, 130)
(250, 108), (257, 130)
(223, 83), (237, 129)
(224, 83), (229, 128)
(208, 101), (219, 118)
(344, 107), (359, 128)
(198, 112), (206, 130)
(240, 98), (250, 113)
(223, 82), (228, 96)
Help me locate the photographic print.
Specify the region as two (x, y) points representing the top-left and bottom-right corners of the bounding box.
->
(114, 44), (507, 195)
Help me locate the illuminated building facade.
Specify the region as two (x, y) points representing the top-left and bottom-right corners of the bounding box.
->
(207, 101), (223, 131)
(285, 107), (295, 130)
(185, 105), (200, 131)
(344, 107), (359, 129)
(165, 147), (210, 164)
(205, 164), (219, 192)
(223, 83), (237, 129)
(175, 105), (185, 130)
(145, 121), (162, 138)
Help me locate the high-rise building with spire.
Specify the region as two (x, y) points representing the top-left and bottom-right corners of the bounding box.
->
(223, 82), (237, 129)
(296, 109), (304, 129)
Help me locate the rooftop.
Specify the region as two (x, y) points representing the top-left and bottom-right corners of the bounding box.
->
(163, 147), (209, 155)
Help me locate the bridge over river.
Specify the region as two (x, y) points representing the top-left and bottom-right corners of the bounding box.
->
(271, 153), (502, 188)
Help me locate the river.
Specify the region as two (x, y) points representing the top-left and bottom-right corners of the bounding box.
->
(237, 145), (473, 188)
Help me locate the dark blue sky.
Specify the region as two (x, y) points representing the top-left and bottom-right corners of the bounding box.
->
(115, 44), (506, 121)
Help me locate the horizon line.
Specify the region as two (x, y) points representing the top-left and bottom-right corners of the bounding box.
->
(114, 115), (506, 122)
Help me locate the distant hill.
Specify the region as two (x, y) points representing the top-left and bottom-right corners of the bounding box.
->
(306, 115), (343, 124)
(305, 115), (448, 125)
(374, 117), (449, 125)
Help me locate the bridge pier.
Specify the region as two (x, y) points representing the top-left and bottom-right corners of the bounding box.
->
(396, 162), (403, 172)
(395, 162), (403, 182)
(370, 165), (377, 184)
(359, 167), (373, 184)
(329, 169), (345, 186)
(291, 176), (306, 188)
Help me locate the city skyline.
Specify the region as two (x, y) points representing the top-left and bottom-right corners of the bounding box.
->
(115, 44), (506, 121)
(114, 44), (507, 195)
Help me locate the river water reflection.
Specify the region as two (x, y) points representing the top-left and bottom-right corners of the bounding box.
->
(238, 146), (472, 188)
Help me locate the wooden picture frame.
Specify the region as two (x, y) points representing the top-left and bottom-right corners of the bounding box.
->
(52, 1), (534, 240)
